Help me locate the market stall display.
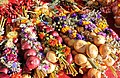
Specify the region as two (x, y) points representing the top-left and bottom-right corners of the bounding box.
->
(0, 0), (120, 78)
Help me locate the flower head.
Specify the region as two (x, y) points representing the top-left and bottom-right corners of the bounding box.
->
(62, 46), (71, 56)
(48, 39), (58, 47)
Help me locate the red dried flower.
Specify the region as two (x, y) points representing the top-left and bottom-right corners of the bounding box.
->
(48, 39), (58, 47)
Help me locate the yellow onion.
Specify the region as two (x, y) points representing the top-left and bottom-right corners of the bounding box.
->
(46, 51), (58, 63)
(74, 40), (87, 53)
(112, 5), (119, 15)
(81, 61), (92, 68)
(99, 44), (111, 57)
(93, 35), (105, 46)
(47, 62), (56, 74)
(87, 68), (101, 78)
(86, 44), (98, 58)
(64, 37), (70, 44)
(114, 16), (120, 27)
(72, 50), (78, 55)
(103, 55), (115, 66)
(67, 39), (75, 47)
(74, 54), (87, 66)
(89, 32), (96, 38)
(22, 74), (31, 78)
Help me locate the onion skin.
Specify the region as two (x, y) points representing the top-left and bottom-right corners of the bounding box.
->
(56, 36), (63, 44)
(74, 54), (87, 66)
(26, 56), (40, 70)
(86, 44), (98, 58)
(99, 44), (111, 57)
(103, 56), (115, 66)
(112, 6), (119, 15)
(0, 68), (8, 74)
(22, 42), (31, 50)
(67, 39), (75, 47)
(74, 40), (87, 53)
(82, 73), (88, 78)
(46, 51), (58, 63)
(64, 37), (70, 44)
(87, 68), (101, 78)
(22, 74), (31, 78)
(66, 53), (73, 64)
(115, 17), (120, 26)
(51, 31), (59, 37)
(0, 73), (10, 78)
(93, 35), (105, 46)
(24, 49), (37, 60)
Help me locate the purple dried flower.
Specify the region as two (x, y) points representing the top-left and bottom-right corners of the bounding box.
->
(12, 62), (17, 68)
(44, 65), (49, 70)
(71, 13), (77, 17)
(62, 16), (66, 20)
(68, 30), (72, 34)
(77, 20), (82, 26)
(62, 24), (67, 27)
(81, 14), (87, 18)
(98, 32), (107, 37)
(97, 13), (101, 19)
(77, 34), (82, 40)
(85, 24), (96, 31)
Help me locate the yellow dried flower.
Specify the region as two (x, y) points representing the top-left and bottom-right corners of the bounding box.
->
(36, 20), (40, 24)
(7, 31), (18, 39)
(97, 20), (108, 30)
(59, 12), (66, 16)
(61, 27), (67, 33)
(61, 26), (70, 33)
(82, 21), (90, 25)
(71, 33), (77, 38)
(94, 28), (101, 33)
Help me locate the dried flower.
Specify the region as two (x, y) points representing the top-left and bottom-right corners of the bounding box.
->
(48, 39), (58, 47)
(62, 46), (71, 56)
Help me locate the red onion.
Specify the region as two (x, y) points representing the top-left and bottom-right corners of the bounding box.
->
(0, 68), (8, 74)
(56, 36), (63, 44)
(51, 31), (59, 37)
(66, 53), (73, 64)
(26, 56), (40, 70)
(112, 5), (119, 15)
(24, 49), (37, 60)
(0, 73), (10, 78)
(22, 42), (31, 50)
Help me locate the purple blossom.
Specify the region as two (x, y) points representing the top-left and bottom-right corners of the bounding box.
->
(68, 30), (72, 34)
(62, 16), (66, 20)
(76, 34), (82, 40)
(12, 62), (17, 68)
(44, 65), (50, 70)
(77, 20), (82, 26)
(71, 13), (77, 17)
(98, 32), (107, 37)
(116, 38), (120, 41)
(24, 33), (28, 38)
(85, 24), (96, 31)
(81, 14), (88, 18)
(62, 24), (67, 27)
(97, 12), (101, 19)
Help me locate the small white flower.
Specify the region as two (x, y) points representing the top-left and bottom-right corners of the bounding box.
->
(20, 24), (26, 27)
